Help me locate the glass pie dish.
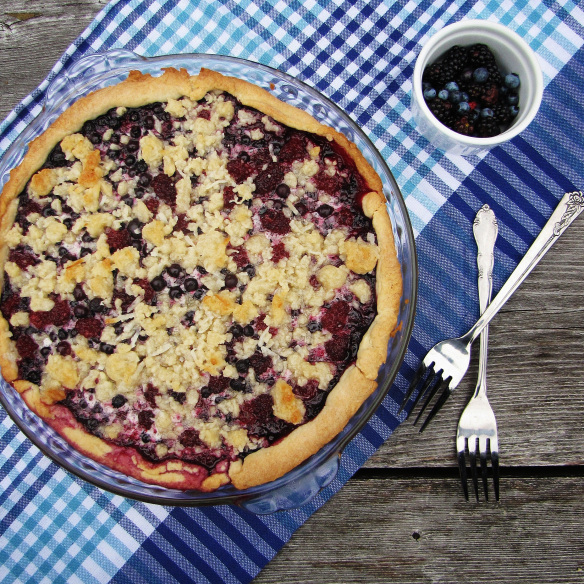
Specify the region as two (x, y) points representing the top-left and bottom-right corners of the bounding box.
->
(0, 51), (417, 512)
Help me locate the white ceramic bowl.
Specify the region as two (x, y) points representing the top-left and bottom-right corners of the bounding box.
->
(411, 20), (543, 156)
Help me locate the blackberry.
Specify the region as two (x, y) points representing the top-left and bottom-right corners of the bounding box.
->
(485, 61), (503, 86)
(476, 117), (500, 137)
(492, 103), (512, 124)
(442, 45), (469, 76)
(481, 83), (500, 106)
(468, 43), (496, 66)
(428, 99), (454, 125)
(423, 62), (447, 86)
(452, 116), (475, 136)
(466, 83), (484, 101)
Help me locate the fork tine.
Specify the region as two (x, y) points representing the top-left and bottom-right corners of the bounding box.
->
(491, 448), (500, 501)
(412, 369), (442, 425)
(398, 362), (427, 414)
(418, 377), (452, 433)
(469, 438), (479, 501)
(457, 437), (469, 501)
(479, 436), (489, 502)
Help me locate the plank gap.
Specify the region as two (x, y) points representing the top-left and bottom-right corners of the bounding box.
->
(354, 465), (584, 480)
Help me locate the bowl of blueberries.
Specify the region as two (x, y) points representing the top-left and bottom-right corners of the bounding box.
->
(411, 19), (543, 155)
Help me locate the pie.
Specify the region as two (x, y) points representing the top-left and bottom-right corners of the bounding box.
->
(0, 68), (402, 491)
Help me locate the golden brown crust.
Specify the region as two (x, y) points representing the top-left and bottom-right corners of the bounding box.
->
(229, 365), (376, 489)
(0, 67), (402, 491)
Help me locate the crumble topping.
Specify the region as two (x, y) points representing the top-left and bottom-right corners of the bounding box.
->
(2, 90), (380, 475)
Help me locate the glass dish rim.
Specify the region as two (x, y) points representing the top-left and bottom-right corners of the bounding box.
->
(0, 51), (418, 508)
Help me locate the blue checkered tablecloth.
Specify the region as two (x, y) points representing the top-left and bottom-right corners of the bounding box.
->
(1, 0), (583, 582)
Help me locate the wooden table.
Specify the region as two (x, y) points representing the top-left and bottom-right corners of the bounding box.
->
(2, 3), (583, 583)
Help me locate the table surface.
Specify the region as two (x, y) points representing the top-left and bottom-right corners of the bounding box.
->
(1, 2), (583, 583)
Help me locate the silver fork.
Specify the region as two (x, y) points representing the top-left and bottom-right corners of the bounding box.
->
(399, 190), (584, 431)
(457, 205), (499, 501)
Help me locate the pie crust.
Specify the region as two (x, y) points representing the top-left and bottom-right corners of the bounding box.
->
(0, 68), (402, 491)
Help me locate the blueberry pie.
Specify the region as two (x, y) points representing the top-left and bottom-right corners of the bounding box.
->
(0, 68), (402, 490)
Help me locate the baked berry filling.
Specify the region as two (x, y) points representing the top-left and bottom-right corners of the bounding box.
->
(2, 89), (381, 479)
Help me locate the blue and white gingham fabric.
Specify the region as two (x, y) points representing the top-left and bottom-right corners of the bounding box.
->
(1, 1), (583, 582)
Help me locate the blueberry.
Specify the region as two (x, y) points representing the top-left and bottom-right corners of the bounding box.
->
(505, 73), (520, 89)
(481, 108), (494, 118)
(317, 204), (333, 218)
(235, 359), (249, 374)
(423, 87), (436, 101)
(73, 305), (89, 318)
(169, 286), (183, 299)
(127, 218), (143, 239)
(449, 90), (462, 104)
(89, 298), (105, 313)
(167, 264), (183, 278)
(507, 94), (519, 106)
(99, 342), (115, 354)
(230, 378), (247, 392)
(458, 101), (471, 114)
(125, 154), (136, 167)
(244, 264), (256, 278)
(243, 325), (254, 337)
(438, 89), (449, 100)
(184, 278), (198, 292)
(224, 274), (238, 289)
(423, 81), (432, 90)
(509, 105), (519, 118)
(230, 324), (243, 337)
(307, 320), (321, 332)
(445, 81), (459, 92)
(112, 394), (127, 408)
(276, 184), (290, 198)
(151, 276), (166, 292)
(473, 67), (489, 83)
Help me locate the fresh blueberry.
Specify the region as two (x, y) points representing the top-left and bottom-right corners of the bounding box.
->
(481, 108), (494, 118)
(507, 94), (519, 106)
(438, 89), (449, 101)
(445, 81), (459, 92)
(473, 67), (489, 83)
(449, 90), (462, 103)
(423, 81), (432, 90)
(458, 101), (471, 113)
(509, 105), (519, 118)
(505, 73), (520, 89)
(423, 87), (437, 101)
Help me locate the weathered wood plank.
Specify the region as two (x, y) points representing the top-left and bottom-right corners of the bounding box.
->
(368, 220), (584, 469)
(255, 474), (584, 584)
(0, 1), (106, 121)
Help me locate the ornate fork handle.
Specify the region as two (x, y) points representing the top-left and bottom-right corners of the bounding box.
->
(465, 191), (584, 345)
(473, 205), (498, 396)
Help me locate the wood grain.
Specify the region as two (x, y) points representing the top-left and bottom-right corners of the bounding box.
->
(1, 4), (583, 584)
(256, 474), (584, 584)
